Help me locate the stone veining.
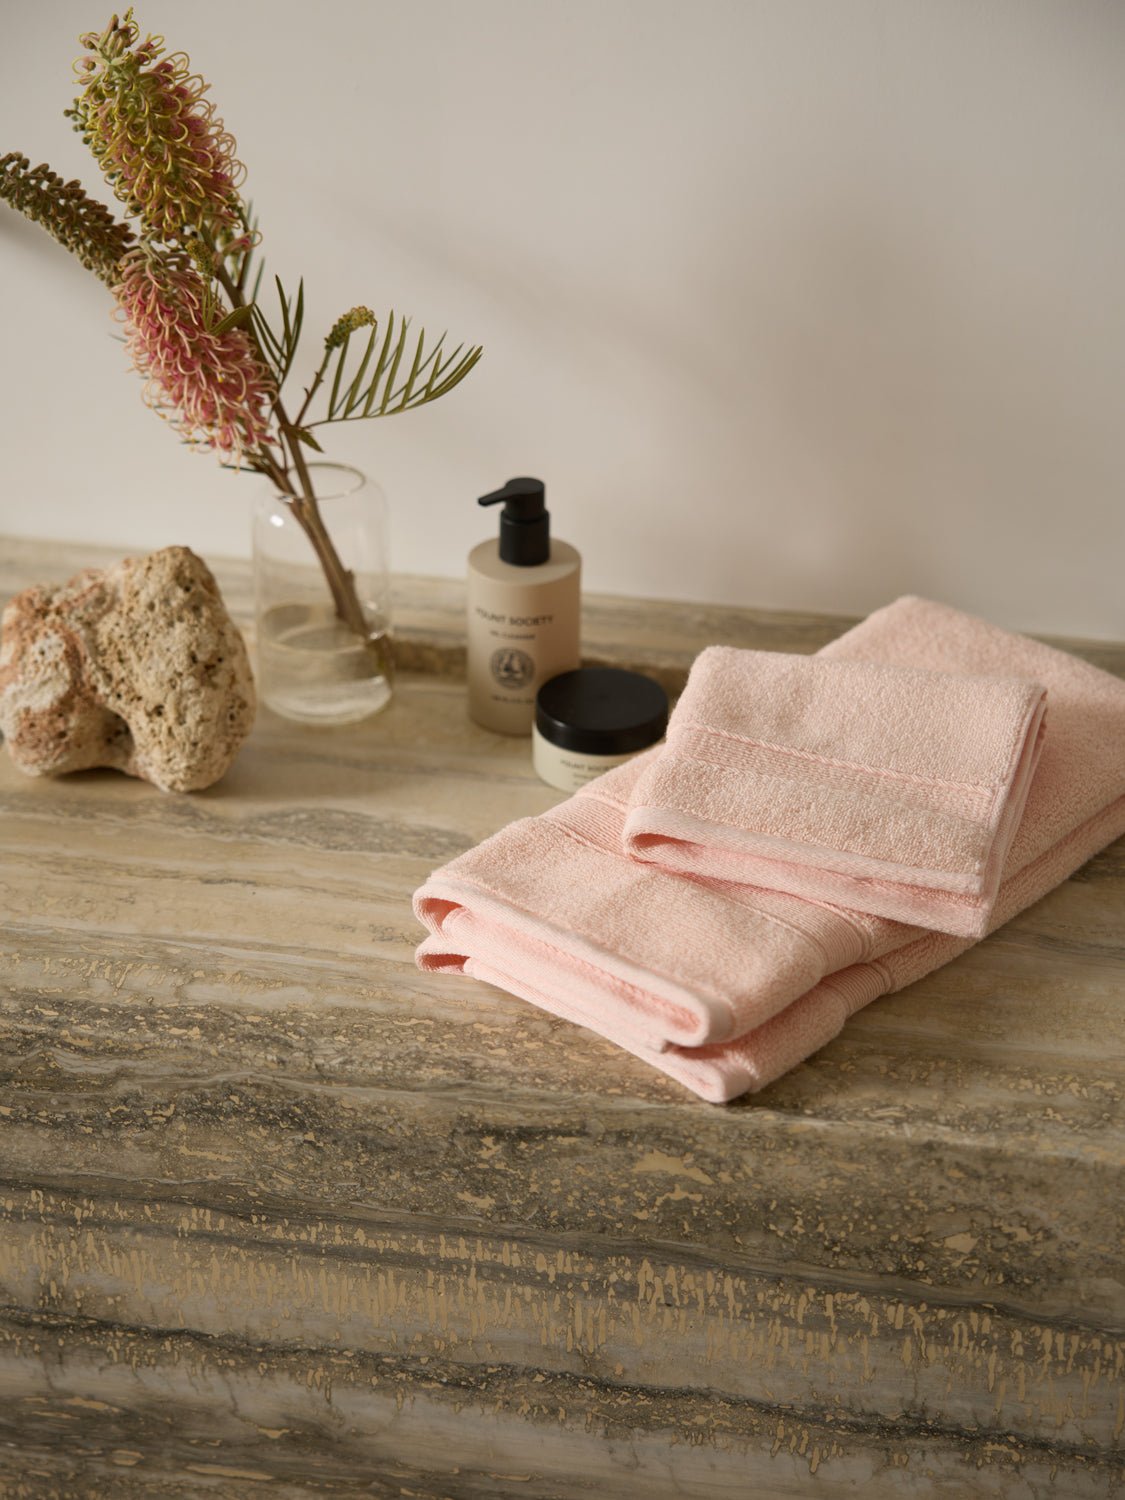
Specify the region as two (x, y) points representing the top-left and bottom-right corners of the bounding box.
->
(0, 536), (1122, 1495)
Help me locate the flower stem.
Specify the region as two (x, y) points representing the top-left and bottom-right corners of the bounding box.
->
(213, 260), (392, 680)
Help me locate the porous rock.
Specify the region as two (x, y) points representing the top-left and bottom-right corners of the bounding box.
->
(0, 547), (255, 792)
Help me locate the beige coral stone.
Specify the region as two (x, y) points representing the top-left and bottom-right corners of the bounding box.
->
(0, 546), (255, 792)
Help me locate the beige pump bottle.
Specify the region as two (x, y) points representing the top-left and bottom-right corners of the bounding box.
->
(467, 478), (580, 734)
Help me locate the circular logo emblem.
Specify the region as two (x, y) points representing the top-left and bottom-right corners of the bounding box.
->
(490, 647), (534, 689)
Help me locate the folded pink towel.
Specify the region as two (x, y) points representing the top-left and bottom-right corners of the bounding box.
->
(621, 651), (1047, 937)
(414, 597), (1125, 1102)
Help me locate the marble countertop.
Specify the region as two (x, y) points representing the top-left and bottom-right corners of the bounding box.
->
(1, 535), (1122, 1498)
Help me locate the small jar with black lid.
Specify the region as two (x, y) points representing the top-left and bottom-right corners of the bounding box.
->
(533, 667), (669, 792)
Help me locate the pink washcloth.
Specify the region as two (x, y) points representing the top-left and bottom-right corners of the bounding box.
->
(622, 651), (1047, 937)
(414, 597), (1125, 1102)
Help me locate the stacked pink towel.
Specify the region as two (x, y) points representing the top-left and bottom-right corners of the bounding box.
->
(622, 652), (1047, 937)
(414, 597), (1125, 1102)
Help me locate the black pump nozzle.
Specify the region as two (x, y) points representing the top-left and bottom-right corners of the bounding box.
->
(478, 477), (550, 566)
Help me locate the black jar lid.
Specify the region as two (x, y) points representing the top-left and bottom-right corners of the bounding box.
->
(535, 668), (668, 756)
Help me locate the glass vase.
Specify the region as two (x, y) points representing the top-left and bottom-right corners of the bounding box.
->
(252, 464), (393, 725)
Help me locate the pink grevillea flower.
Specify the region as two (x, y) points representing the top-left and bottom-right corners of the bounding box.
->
(115, 249), (274, 462)
(69, 9), (244, 242)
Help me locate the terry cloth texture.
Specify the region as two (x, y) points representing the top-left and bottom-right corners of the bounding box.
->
(622, 650), (1047, 937)
(414, 597), (1125, 1103)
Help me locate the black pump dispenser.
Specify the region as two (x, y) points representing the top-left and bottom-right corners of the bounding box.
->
(478, 477), (550, 566)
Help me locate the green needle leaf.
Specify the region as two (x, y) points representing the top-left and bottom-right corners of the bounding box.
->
(303, 309), (481, 429)
(292, 277), (305, 353)
(213, 304), (254, 335)
(343, 325), (379, 416)
(276, 275), (292, 349)
(394, 327), (428, 411)
(327, 331), (350, 419)
(251, 306), (282, 366)
(362, 311), (397, 417)
(379, 317), (410, 414)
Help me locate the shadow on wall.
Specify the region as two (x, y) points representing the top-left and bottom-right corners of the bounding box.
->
(728, 199), (1080, 623)
(365, 175), (1108, 630)
(5, 138), (1112, 634)
(669, 173), (1110, 625)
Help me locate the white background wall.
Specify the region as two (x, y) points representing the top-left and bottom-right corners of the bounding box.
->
(2, 1), (1122, 636)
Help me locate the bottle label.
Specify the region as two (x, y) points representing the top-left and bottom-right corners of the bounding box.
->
(467, 553), (579, 733)
(490, 648), (534, 689)
(474, 608), (554, 628)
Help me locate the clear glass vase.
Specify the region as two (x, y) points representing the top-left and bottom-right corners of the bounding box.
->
(253, 464), (393, 725)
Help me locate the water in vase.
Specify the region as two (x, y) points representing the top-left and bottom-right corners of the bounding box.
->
(258, 601), (392, 724)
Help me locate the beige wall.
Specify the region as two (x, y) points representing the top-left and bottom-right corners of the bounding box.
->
(2, 1), (1122, 636)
